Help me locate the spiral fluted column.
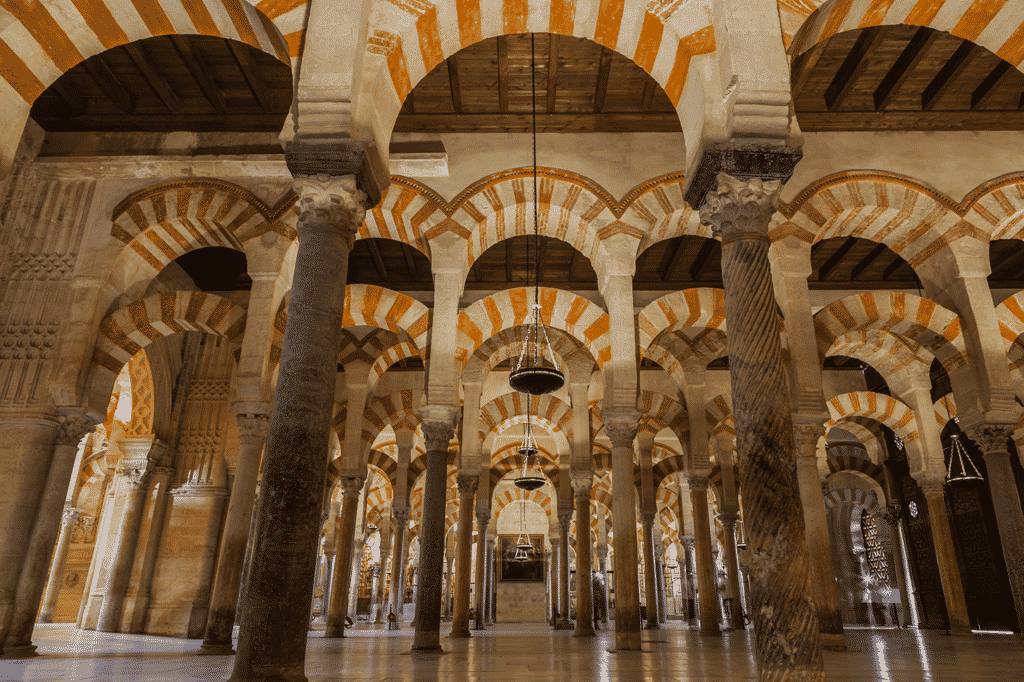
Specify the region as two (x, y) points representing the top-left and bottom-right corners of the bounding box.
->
(605, 416), (641, 650)
(700, 173), (823, 681)
(325, 476), (364, 638)
(451, 474), (477, 638)
(572, 477), (595, 637)
(229, 175), (365, 682)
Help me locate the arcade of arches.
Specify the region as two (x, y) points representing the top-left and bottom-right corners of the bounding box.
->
(3, 1), (1024, 681)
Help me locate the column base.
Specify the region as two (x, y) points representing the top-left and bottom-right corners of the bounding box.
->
(554, 618), (574, 630)
(322, 627), (346, 639)
(950, 627), (973, 637)
(409, 644), (444, 653)
(0, 644), (38, 659)
(820, 633), (847, 651)
(643, 621), (660, 630)
(700, 625), (722, 636)
(608, 631), (642, 652)
(573, 625), (596, 637)
(197, 641), (236, 656)
(449, 627), (471, 638)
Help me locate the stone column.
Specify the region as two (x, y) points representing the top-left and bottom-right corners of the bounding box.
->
(718, 510), (744, 631)
(547, 545), (557, 624)
(229, 175), (365, 682)
(389, 507), (409, 624)
(640, 512), (659, 629)
(792, 424), (846, 649)
(95, 460), (152, 633)
(556, 510), (573, 629)
(885, 508), (913, 626)
(4, 413), (96, 657)
(123, 466), (174, 635)
(682, 537), (696, 624)
(486, 537), (495, 624)
(688, 476), (720, 635)
(200, 411), (270, 654)
(967, 424), (1024, 635)
(368, 564), (381, 621)
(655, 546), (667, 624)
(325, 476), (363, 637)
(451, 474), (477, 637)
(596, 544), (610, 623)
(473, 511), (489, 630)
(572, 478), (595, 636)
(700, 173), (823, 678)
(348, 533), (366, 620)
(37, 508), (81, 624)
(605, 417), (642, 650)
(412, 418), (455, 651)
(914, 474), (971, 635)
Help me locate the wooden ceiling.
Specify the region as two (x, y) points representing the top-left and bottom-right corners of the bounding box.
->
(393, 33), (682, 134)
(31, 36), (292, 132)
(809, 236), (921, 290)
(794, 25), (1024, 131)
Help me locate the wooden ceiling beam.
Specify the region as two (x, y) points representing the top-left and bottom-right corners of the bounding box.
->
(594, 47), (613, 113)
(640, 78), (657, 112)
(688, 239), (716, 281)
(815, 237), (858, 280)
(497, 36), (509, 113)
(50, 79), (86, 116)
(82, 56), (136, 115)
(228, 40), (272, 112)
(505, 240), (514, 282)
(849, 242), (889, 280)
(402, 243), (420, 280)
(366, 240), (389, 281)
(125, 42), (182, 114)
(448, 54), (463, 114)
(971, 60), (1013, 110)
(824, 26), (884, 111)
(791, 41), (827, 103)
(874, 27), (940, 111)
(922, 41), (981, 111)
(547, 34), (559, 113)
(170, 35), (227, 115)
(882, 256), (907, 280)
(660, 239), (686, 281)
(393, 112), (682, 133)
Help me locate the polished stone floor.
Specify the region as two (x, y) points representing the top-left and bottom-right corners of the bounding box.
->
(0, 622), (1020, 681)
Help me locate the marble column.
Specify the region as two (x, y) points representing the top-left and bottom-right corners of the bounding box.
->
(605, 418), (642, 650)
(412, 418), (455, 651)
(916, 473), (972, 635)
(4, 413), (96, 657)
(473, 511), (489, 630)
(443, 557), (455, 620)
(596, 544), (610, 624)
(556, 510), (573, 629)
(389, 507), (409, 624)
(655, 548), (667, 624)
(718, 510), (744, 631)
(451, 474), (477, 637)
(547, 546), (557, 624)
(688, 476), (719, 635)
(640, 512), (659, 629)
(325, 477), (363, 637)
(572, 478), (595, 636)
(683, 537), (697, 624)
(967, 424), (1024, 636)
(348, 534), (366, 620)
(700, 173), (823, 679)
(794, 424), (846, 649)
(228, 175), (365, 682)
(200, 411), (270, 654)
(486, 538), (495, 625)
(122, 466), (174, 635)
(368, 564), (381, 622)
(95, 462), (152, 633)
(37, 508), (81, 624)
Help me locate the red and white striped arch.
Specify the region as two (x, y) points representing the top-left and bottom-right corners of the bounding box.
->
(343, 285), (432, 353)
(785, 0), (1024, 69)
(636, 288), (727, 352)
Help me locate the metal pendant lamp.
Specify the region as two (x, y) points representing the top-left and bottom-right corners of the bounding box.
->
(514, 498), (533, 561)
(514, 395), (547, 492)
(942, 396), (984, 484)
(508, 33), (565, 397)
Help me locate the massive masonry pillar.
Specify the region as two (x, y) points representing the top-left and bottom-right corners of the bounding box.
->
(200, 411), (270, 654)
(605, 417), (641, 650)
(967, 424), (1024, 638)
(699, 173), (823, 680)
(640, 512), (659, 630)
(572, 477), (595, 637)
(793, 424), (846, 649)
(451, 474), (477, 638)
(228, 175), (365, 682)
(325, 476), (364, 638)
(412, 418), (455, 651)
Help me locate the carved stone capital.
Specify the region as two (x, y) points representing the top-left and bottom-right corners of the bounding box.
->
(881, 504), (901, 526)
(640, 512), (656, 528)
(966, 423), (1013, 456)
(792, 422), (826, 456)
(117, 464), (151, 490)
(235, 412), (271, 445)
(475, 510), (490, 527)
(687, 474), (709, 493)
(61, 506), (82, 527)
(570, 474), (593, 499)
(55, 409), (99, 447)
(421, 419), (455, 453)
(340, 475), (365, 499)
(914, 472), (946, 498)
(685, 143), (802, 210)
(456, 473), (478, 497)
(698, 173), (783, 242)
(682, 535), (695, 550)
(718, 509), (739, 526)
(604, 417), (638, 450)
(292, 175), (367, 249)
(392, 506), (410, 525)
(557, 510), (573, 531)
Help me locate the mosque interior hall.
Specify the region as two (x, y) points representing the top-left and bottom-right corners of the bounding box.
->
(4, 1), (1024, 681)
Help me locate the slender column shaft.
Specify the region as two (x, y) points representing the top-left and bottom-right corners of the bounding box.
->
(700, 173), (822, 679)
(683, 538), (696, 624)
(689, 479), (719, 635)
(348, 536), (365, 619)
(200, 413), (269, 654)
(918, 476), (972, 635)
(548, 546), (558, 623)
(719, 512), (743, 631)
(967, 426), (1024, 636)
(443, 558), (454, 619)
(485, 539), (495, 624)
(38, 508), (81, 624)
(656, 553), (667, 623)
(884, 510), (912, 626)
(473, 512), (488, 629)
(368, 564), (381, 619)
(597, 547), (610, 623)
(389, 508), (409, 624)
(95, 468), (151, 633)
(412, 420), (454, 651)
(641, 513), (658, 629)
(555, 511), (572, 629)
(123, 467), (174, 635)
(605, 419), (641, 650)
(229, 176), (364, 682)
(572, 483), (595, 636)
(794, 426), (845, 649)
(325, 479), (362, 637)
(451, 475), (477, 637)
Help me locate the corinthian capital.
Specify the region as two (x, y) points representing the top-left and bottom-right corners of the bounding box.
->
(292, 175), (367, 247)
(55, 409), (100, 447)
(965, 423), (1013, 456)
(456, 473), (479, 496)
(570, 473), (593, 498)
(698, 173), (783, 241)
(235, 412), (271, 445)
(603, 412), (639, 450)
(340, 474), (365, 498)
(792, 422), (826, 456)
(421, 418), (455, 453)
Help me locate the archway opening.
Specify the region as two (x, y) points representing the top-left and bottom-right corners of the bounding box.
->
(810, 236), (920, 290)
(172, 247), (249, 292)
(635, 236), (722, 290)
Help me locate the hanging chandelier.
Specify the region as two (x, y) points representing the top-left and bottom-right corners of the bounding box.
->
(514, 395), (547, 492)
(508, 33), (565, 397)
(941, 396), (984, 484)
(513, 497), (533, 561)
